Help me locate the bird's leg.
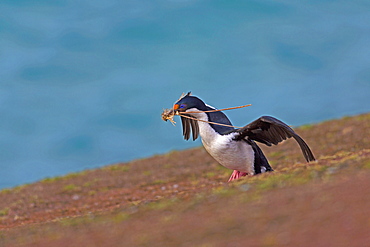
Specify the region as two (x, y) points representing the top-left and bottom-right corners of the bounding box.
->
(228, 170), (248, 182)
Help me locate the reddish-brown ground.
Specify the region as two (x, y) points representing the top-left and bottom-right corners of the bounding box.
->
(0, 113), (369, 246)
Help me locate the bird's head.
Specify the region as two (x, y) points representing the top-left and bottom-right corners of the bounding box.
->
(162, 92), (234, 141)
(172, 92), (207, 115)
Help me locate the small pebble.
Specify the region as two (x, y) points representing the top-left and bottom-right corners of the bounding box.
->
(72, 194), (80, 200)
(326, 167), (338, 175)
(239, 184), (251, 192)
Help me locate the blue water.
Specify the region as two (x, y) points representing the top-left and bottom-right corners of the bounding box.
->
(1, 1), (369, 189)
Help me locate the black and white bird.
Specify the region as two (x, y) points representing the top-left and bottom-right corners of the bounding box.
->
(166, 92), (315, 182)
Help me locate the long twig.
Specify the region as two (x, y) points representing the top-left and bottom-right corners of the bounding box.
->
(184, 104), (252, 114)
(176, 103), (252, 128)
(162, 99), (252, 129)
(177, 113), (242, 129)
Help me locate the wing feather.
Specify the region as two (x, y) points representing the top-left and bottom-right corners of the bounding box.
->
(235, 116), (315, 162)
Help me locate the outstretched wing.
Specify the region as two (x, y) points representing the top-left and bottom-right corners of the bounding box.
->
(235, 116), (315, 162)
(181, 115), (199, 141)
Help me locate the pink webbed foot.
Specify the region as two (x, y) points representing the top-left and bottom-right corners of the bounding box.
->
(228, 170), (248, 182)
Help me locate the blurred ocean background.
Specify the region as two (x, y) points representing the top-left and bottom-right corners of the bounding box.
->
(1, 0), (370, 189)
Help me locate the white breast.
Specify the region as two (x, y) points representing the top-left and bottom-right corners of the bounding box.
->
(187, 109), (255, 174)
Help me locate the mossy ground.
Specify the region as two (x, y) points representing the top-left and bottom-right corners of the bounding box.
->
(0, 113), (369, 246)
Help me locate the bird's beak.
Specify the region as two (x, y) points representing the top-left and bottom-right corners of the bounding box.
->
(161, 104), (183, 123)
(168, 108), (176, 115)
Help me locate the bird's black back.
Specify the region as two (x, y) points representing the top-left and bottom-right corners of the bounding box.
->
(205, 106), (235, 135)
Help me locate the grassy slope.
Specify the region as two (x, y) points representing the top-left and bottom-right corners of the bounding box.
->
(0, 113), (369, 246)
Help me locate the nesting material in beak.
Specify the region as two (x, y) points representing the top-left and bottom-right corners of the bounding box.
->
(161, 108), (176, 125)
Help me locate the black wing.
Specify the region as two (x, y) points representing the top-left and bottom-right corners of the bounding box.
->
(181, 115), (199, 141)
(235, 116), (315, 162)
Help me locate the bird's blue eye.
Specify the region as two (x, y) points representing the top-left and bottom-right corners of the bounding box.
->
(180, 104), (186, 108)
